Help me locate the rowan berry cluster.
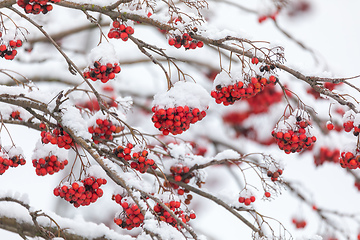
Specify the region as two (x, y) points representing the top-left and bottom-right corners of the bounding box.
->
(53, 176), (107, 207)
(313, 147), (340, 166)
(88, 118), (123, 144)
(307, 82), (342, 99)
(170, 163), (193, 183)
(83, 61), (121, 83)
(343, 120), (360, 136)
(151, 106), (207, 135)
(211, 75), (277, 106)
(32, 154), (68, 176)
(10, 110), (22, 120)
(267, 169), (283, 182)
(0, 38), (22, 60)
(17, 0), (60, 14)
(112, 194), (145, 230)
(0, 155), (26, 175)
(108, 21), (134, 41)
(272, 114), (316, 154)
(77, 98), (118, 112)
(163, 180), (191, 198)
(153, 200), (195, 228)
(238, 194), (256, 206)
(340, 150), (360, 169)
(168, 33), (204, 50)
(113, 143), (157, 173)
(292, 218), (307, 229)
(245, 84), (283, 114)
(41, 126), (74, 149)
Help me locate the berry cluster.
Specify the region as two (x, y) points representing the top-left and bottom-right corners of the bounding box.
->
(88, 118), (123, 144)
(307, 82), (342, 99)
(53, 177), (107, 207)
(0, 39), (22, 60)
(272, 115), (316, 154)
(153, 201), (195, 228)
(314, 147), (340, 166)
(238, 194), (256, 206)
(10, 110), (22, 120)
(112, 194), (145, 230)
(168, 33), (204, 50)
(340, 150), (360, 169)
(41, 126), (74, 149)
(108, 21), (134, 41)
(114, 143), (157, 173)
(164, 180), (191, 197)
(83, 61), (121, 83)
(77, 98), (118, 112)
(17, 0), (60, 14)
(151, 106), (207, 135)
(245, 84), (283, 114)
(267, 169), (283, 182)
(0, 155), (26, 175)
(292, 218), (307, 229)
(32, 154), (68, 176)
(170, 163), (193, 183)
(211, 75), (277, 106)
(343, 120), (360, 136)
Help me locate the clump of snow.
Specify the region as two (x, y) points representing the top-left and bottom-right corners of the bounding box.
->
(32, 141), (69, 161)
(153, 81), (210, 110)
(213, 71), (237, 88)
(2, 145), (24, 158)
(61, 105), (92, 139)
(143, 219), (185, 240)
(239, 188), (256, 198)
(87, 165), (107, 179)
(86, 42), (120, 66)
(214, 149), (240, 160)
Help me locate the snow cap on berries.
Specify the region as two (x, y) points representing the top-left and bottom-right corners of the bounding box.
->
(86, 42), (119, 66)
(153, 81), (210, 110)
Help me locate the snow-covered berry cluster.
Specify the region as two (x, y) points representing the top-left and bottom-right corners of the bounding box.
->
(152, 81), (210, 135)
(108, 20), (134, 41)
(340, 150), (360, 169)
(168, 33), (204, 50)
(41, 126), (74, 149)
(292, 217), (307, 229)
(211, 71), (277, 106)
(170, 163), (193, 183)
(154, 200), (195, 228)
(32, 154), (68, 176)
(272, 111), (316, 154)
(152, 106), (206, 135)
(112, 194), (145, 230)
(17, 0), (60, 14)
(83, 61), (121, 83)
(88, 118), (123, 144)
(113, 143), (157, 173)
(238, 190), (256, 206)
(0, 38), (22, 60)
(313, 147), (340, 166)
(53, 177), (107, 207)
(267, 169), (283, 182)
(0, 154), (26, 175)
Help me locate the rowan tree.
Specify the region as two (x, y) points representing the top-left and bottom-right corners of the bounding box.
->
(0, 0), (359, 240)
